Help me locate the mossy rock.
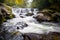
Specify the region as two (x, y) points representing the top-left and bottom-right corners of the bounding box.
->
(0, 3), (15, 24)
(0, 15), (6, 24)
(35, 9), (60, 22)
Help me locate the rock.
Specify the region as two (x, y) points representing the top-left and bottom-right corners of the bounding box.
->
(52, 12), (60, 22)
(25, 13), (34, 16)
(16, 22), (28, 29)
(22, 33), (44, 40)
(22, 32), (60, 40)
(17, 27), (20, 29)
(20, 16), (25, 18)
(34, 9), (60, 23)
(34, 12), (53, 22)
(0, 31), (23, 40)
(0, 15), (6, 24)
(1, 7), (15, 19)
(0, 3), (15, 24)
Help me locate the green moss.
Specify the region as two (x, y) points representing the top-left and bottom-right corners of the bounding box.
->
(0, 15), (6, 24)
(5, 14), (15, 19)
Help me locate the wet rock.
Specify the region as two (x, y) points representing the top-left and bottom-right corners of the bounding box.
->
(16, 22), (28, 29)
(20, 16), (25, 18)
(0, 37), (4, 40)
(0, 31), (23, 40)
(48, 32), (60, 40)
(1, 7), (15, 19)
(22, 32), (60, 40)
(17, 27), (20, 29)
(34, 12), (52, 22)
(1, 7), (10, 15)
(22, 33), (44, 40)
(25, 13), (34, 16)
(34, 9), (60, 23)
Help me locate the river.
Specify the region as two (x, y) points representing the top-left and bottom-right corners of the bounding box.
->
(1, 8), (60, 40)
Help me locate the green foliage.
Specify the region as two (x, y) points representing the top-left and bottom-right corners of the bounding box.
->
(31, 0), (60, 11)
(0, 0), (29, 7)
(4, 0), (15, 6)
(31, 0), (50, 9)
(4, 0), (27, 7)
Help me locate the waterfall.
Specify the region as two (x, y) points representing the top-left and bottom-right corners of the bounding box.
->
(27, 0), (33, 7)
(2, 8), (60, 34)
(1, 8), (60, 40)
(12, 8), (38, 18)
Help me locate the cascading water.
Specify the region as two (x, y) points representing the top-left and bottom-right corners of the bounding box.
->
(1, 8), (60, 40)
(26, 0), (33, 7)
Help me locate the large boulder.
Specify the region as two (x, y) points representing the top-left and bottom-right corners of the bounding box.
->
(22, 32), (60, 40)
(25, 13), (34, 16)
(33, 9), (60, 23)
(34, 12), (53, 22)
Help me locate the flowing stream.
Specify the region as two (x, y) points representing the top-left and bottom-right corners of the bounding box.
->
(1, 8), (60, 40)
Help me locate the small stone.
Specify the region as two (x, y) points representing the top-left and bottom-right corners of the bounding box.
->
(17, 27), (20, 29)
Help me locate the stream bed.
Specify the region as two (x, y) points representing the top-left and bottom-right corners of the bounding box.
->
(0, 8), (60, 40)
